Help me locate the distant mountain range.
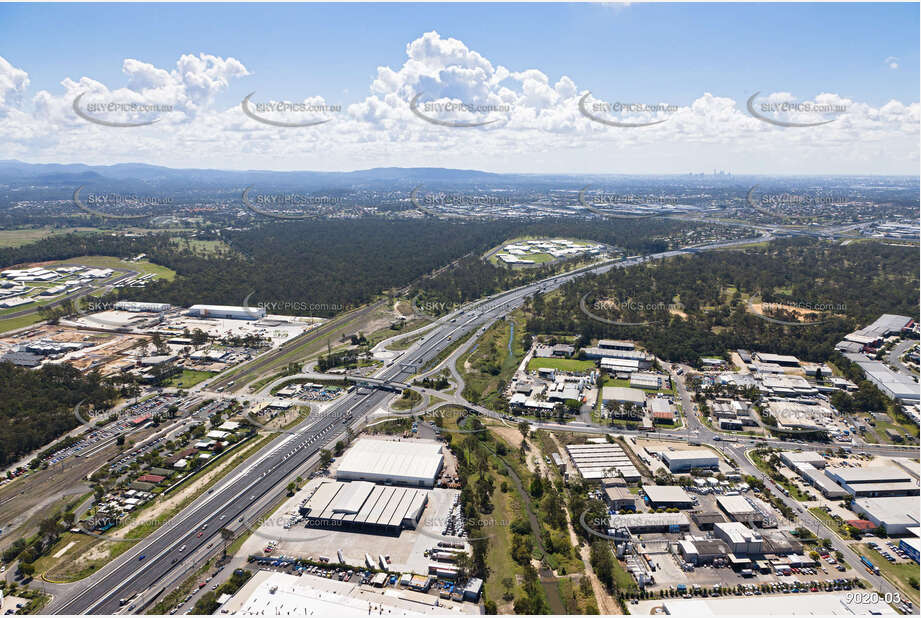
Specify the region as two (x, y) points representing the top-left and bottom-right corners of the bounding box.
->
(0, 160), (526, 189)
(0, 159), (914, 193)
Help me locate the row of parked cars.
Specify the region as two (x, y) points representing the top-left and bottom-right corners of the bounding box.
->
(868, 540), (909, 562)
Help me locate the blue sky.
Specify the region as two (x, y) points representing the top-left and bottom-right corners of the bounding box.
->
(3, 3), (917, 105)
(0, 3), (918, 174)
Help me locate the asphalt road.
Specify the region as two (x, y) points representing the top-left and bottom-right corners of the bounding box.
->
(47, 250), (596, 614)
(888, 340), (919, 377)
(55, 226), (915, 615)
(48, 233), (773, 614)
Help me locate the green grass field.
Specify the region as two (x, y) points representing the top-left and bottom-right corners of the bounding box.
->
(527, 357), (596, 372)
(855, 544), (920, 605)
(164, 369), (216, 389)
(457, 312), (527, 410)
(169, 237), (232, 255)
(0, 227), (107, 248)
(809, 507), (852, 538)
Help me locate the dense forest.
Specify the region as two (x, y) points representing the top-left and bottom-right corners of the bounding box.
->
(525, 239), (919, 364)
(0, 363), (120, 468)
(0, 217), (715, 317)
(409, 218), (715, 309)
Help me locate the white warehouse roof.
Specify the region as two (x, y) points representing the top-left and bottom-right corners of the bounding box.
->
(336, 438), (444, 487)
(643, 485), (693, 504)
(662, 449), (718, 462)
(852, 496), (920, 533)
(188, 304), (266, 319)
(602, 386), (646, 405)
(717, 495), (755, 515)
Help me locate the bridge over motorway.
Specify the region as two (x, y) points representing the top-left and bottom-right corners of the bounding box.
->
(346, 374), (410, 391)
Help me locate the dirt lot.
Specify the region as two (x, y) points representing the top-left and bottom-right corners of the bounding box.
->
(0, 324), (149, 376)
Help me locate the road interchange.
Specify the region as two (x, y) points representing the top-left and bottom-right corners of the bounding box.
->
(45, 228), (915, 613)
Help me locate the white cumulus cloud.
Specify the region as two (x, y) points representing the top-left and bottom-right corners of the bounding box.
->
(0, 34), (917, 175)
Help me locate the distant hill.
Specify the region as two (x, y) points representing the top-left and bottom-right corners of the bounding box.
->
(0, 160), (518, 189)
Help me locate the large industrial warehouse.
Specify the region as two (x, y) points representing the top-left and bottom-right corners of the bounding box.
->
(851, 497), (921, 535)
(299, 480), (429, 535)
(336, 438), (444, 487)
(607, 512), (690, 534)
(187, 304), (266, 320)
(661, 449), (719, 473)
(565, 443), (640, 482)
(717, 495), (763, 525)
(825, 465), (919, 498)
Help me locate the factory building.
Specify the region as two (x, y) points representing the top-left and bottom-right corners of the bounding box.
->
(843, 354), (920, 403)
(608, 512), (690, 534)
(603, 486), (636, 511)
(188, 304), (266, 320)
(843, 314), (914, 348)
(759, 375), (819, 397)
(677, 539), (730, 565)
(851, 497), (921, 536)
(598, 339), (635, 351)
(825, 466), (919, 498)
(753, 353), (801, 367)
(898, 529), (921, 563)
(583, 346), (651, 361)
(335, 438), (444, 488)
(643, 485), (694, 509)
(630, 372), (666, 390)
(599, 357), (642, 374)
(716, 496), (763, 526)
(760, 530), (804, 556)
(649, 398), (676, 423)
(779, 451), (826, 469)
(790, 462), (850, 499)
(601, 386), (646, 408)
(115, 301), (171, 313)
(690, 511), (725, 530)
(298, 480), (428, 535)
(713, 522), (763, 555)
(661, 449), (719, 473)
(565, 443), (640, 482)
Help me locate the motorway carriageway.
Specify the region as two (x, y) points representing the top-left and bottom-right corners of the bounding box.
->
(52, 232), (773, 614)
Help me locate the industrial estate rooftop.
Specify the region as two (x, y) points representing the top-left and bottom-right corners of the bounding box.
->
(565, 443), (640, 481)
(335, 438), (444, 487)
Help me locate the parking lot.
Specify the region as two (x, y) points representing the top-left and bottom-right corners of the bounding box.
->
(867, 539), (916, 565)
(650, 541), (856, 591)
(241, 477), (464, 575)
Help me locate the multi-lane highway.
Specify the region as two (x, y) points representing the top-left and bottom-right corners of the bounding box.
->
(57, 227), (889, 615)
(48, 246), (629, 613)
